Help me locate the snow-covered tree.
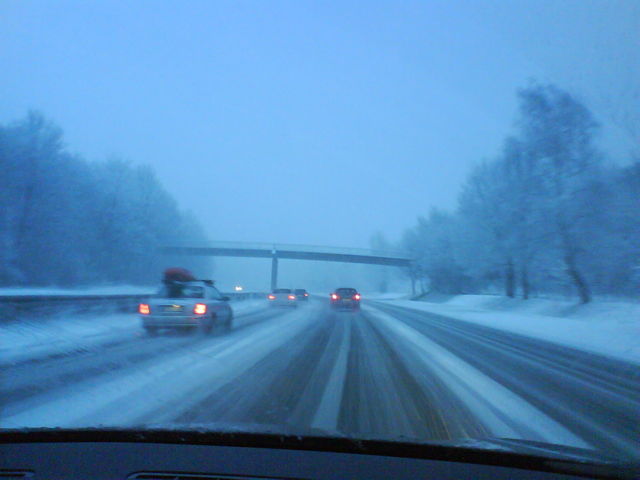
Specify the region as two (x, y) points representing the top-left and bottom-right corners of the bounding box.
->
(0, 112), (211, 286)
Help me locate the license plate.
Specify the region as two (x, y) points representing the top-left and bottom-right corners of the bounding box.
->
(163, 305), (183, 312)
(343, 299), (351, 303)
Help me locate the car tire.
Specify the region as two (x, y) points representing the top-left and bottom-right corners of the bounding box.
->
(144, 326), (158, 336)
(225, 311), (233, 331)
(200, 316), (214, 335)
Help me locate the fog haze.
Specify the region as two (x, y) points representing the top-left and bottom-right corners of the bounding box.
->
(1, 0), (637, 290)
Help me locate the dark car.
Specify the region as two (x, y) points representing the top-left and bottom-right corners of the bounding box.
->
(330, 287), (361, 311)
(294, 288), (309, 301)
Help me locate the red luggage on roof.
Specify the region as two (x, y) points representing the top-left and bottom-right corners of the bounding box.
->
(163, 267), (196, 283)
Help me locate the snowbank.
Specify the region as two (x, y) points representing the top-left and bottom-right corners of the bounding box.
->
(363, 292), (412, 300)
(380, 295), (640, 364)
(0, 298), (268, 365)
(0, 313), (138, 365)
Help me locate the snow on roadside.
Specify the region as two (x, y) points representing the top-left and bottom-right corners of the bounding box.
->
(363, 292), (411, 300)
(378, 295), (640, 364)
(0, 313), (138, 365)
(0, 299), (268, 365)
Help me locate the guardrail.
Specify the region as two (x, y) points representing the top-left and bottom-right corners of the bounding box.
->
(0, 292), (266, 322)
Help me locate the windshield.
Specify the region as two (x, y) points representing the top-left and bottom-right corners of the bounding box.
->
(1, 0), (639, 468)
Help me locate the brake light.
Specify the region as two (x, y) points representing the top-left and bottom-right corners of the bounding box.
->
(268, 294), (275, 300)
(194, 303), (207, 314)
(288, 295), (296, 300)
(304, 293), (309, 296)
(331, 293), (339, 300)
(353, 294), (361, 300)
(139, 303), (150, 314)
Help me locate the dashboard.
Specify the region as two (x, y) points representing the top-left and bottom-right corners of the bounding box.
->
(2, 430), (634, 480)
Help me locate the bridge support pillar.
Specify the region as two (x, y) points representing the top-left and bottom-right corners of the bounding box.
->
(270, 255), (278, 291)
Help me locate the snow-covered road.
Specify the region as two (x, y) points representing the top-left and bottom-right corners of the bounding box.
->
(2, 299), (639, 460)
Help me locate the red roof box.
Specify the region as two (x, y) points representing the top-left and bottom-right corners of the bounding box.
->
(163, 267), (196, 283)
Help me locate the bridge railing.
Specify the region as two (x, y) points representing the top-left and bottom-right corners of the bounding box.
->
(165, 241), (410, 260)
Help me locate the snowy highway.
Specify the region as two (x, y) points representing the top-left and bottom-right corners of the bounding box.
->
(2, 298), (639, 459)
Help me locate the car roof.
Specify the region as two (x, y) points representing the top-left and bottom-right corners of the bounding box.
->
(163, 280), (208, 286)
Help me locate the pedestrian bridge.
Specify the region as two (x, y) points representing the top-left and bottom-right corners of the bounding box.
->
(161, 241), (412, 289)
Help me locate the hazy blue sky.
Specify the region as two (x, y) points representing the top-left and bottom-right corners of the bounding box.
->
(1, 0), (637, 249)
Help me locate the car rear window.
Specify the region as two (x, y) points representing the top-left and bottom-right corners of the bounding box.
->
(158, 284), (204, 298)
(273, 288), (292, 293)
(294, 289), (306, 294)
(337, 288), (357, 295)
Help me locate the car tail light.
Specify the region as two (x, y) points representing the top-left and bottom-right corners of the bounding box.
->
(353, 294), (361, 300)
(304, 293), (309, 297)
(330, 293), (339, 300)
(139, 303), (150, 314)
(268, 294), (275, 300)
(288, 295), (296, 300)
(194, 303), (207, 314)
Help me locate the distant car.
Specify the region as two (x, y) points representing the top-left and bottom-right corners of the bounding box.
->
(268, 288), (298, 307)
(139, 280), (233, 335)
(293, 288), (309, 301)
(330, 287), (361, 311)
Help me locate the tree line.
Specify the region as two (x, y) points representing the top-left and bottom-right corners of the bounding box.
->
(0, 111), (210, 287)
(400, 84), (639, 303)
